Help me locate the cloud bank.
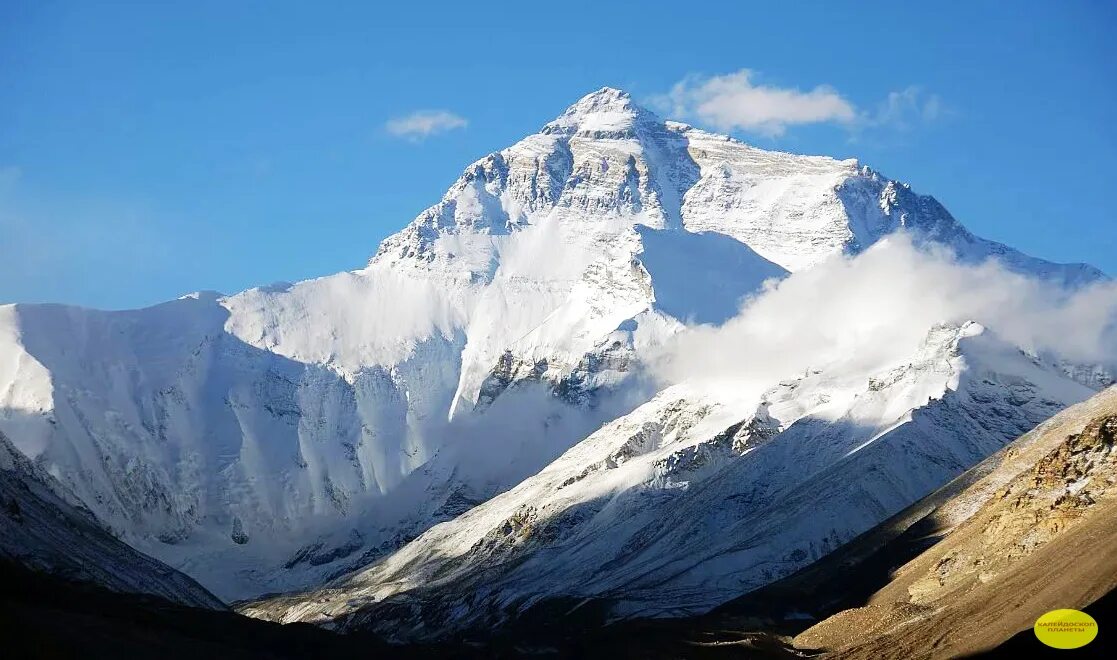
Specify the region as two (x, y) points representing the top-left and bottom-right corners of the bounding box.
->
(654, 235), (1117, 394)
(657, 69), (943, 138)
(657, 70), (856, 137)
(386, 110), (468, 140)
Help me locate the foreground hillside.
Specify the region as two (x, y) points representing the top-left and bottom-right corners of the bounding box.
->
(794, 386), (1117, 658)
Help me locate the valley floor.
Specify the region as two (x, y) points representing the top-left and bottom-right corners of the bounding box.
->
(0, 560), (429, 660)
(6, 556), (1113, 659)
(0, 557), (808, 659)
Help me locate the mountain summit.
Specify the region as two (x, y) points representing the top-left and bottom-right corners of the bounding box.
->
(542, 87), (658, 137)
(0, 88), (1107, 604)
(376, 87), (1104, 281)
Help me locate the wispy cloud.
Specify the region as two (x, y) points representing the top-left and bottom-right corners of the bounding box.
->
(385, 110), (468, 141)
(869, 86), (945, 130)
(655, 69), (943, 138)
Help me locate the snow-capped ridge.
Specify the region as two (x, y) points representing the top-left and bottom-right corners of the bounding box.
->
(541, 87), (660, 139)
(177, 289), (225, 302)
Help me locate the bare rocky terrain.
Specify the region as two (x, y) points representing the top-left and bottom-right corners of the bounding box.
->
(794, 386), (1117, 658)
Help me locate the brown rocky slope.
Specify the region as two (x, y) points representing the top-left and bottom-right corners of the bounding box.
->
(794, 386), (1117, 658)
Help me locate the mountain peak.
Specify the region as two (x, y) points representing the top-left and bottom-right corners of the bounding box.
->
(542, 86), (660, 137)
(574, 86), (632, 107)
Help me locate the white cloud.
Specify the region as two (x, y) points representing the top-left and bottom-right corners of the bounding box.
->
(656, 69), (943, 138)
(653, 235), (1117, 396)
(657, 69), (857, 137)
(385, 110), (468, 140)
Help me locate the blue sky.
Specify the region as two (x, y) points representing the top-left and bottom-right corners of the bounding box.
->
(2, 0), (1115, 309)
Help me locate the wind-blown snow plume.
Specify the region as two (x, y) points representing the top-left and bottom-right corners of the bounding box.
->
(655, 234), (1117, 394)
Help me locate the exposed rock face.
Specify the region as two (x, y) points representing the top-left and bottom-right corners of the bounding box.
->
(795, 387), (1117, 659)
(477, 334), (638, 410)
(910, 414), (1115, 600)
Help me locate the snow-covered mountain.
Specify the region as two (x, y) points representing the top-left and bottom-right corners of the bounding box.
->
(0, 87), (1106, 602)
(242, 322), (1097, 637)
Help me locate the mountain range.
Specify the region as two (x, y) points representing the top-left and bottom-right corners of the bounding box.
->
(0, 88), (1112, 649)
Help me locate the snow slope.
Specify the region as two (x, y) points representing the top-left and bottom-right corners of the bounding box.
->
(0, 88), (1105, 601)
(243, 323), (1098, 637)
